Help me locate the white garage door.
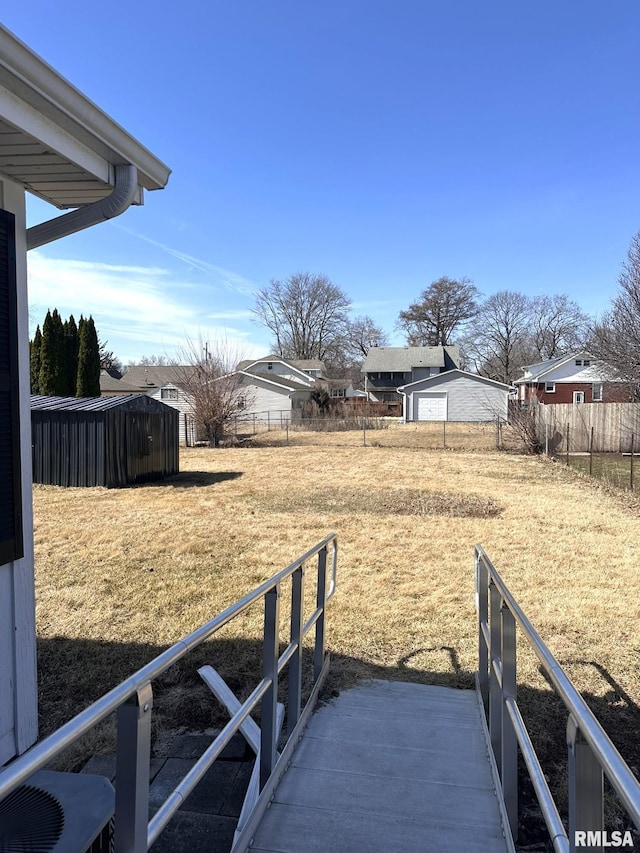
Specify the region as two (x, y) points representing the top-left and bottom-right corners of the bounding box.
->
(416, 392), (447, 421)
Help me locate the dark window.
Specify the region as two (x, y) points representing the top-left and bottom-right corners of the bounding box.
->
(0, 209), (23, 566)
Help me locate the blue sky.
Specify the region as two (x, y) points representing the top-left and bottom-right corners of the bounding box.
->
(4, 2), (640, 364)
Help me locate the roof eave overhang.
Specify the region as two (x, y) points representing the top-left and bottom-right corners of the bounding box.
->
(0, 24), (170, 206)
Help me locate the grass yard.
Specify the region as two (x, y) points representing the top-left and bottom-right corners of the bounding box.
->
(33, 439), (640, 842)
(567, 452), (640, 493)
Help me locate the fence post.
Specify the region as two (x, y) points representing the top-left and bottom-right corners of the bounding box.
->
(545, 422), (549, 457)
(631, 433), (635, 492)
(566, 423), (570, 466)
(314, 546), (328, 681)
(501, 604), (518, 839)
(489, 580), (502, 774)
(567, 715), (604, 852)
(286, 422), (289, 446)
(288, 567), (304, 733)
(589, 426), (594, 477)
(114, 683), (153, 853)
(363, 417), (366, 447)
(260, 585), (280, 790)
(476, 550), (488, 704)
(443, 420), (446, 449)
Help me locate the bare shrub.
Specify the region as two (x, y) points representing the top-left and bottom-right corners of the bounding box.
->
(503, 405), (542, 454)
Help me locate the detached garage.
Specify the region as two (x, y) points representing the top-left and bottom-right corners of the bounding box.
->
(31, 394), (179, 487)
(399, 370), (510, 422)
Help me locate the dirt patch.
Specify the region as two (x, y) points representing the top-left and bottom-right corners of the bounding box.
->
(255, 486), (502, 518)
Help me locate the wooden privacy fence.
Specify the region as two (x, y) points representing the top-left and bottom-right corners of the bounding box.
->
(535, 402), (640, 454)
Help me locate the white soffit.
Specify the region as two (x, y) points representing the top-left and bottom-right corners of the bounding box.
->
(0, 24), (170, 209)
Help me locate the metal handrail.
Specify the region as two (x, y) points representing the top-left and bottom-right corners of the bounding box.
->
(476, 544), (640, 853)
(0, 533), (337, 853)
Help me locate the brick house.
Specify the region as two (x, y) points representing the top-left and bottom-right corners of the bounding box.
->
(513, 352), (632, 405)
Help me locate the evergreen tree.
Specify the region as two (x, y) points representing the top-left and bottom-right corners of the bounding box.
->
(63, 315), (79, 396)
(38, 309), (66, 395)
(30, 325), (42, 394)
(76, 315), (100, 397)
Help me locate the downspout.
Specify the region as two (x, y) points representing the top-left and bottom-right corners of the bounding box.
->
(25, 164), (139, 250)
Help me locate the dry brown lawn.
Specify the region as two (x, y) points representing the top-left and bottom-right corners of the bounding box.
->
(33, 437), (640, 835)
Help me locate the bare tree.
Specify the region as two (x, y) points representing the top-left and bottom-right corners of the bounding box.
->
(345, 315), (389, 358)
(463, 291), (535, 385)
(252, 272), (351, 362)
(530, 294), (590, 360)
(397, 276), (479, 346)
(175, 337), (253, 447)
(136, 354), (170, 366)
(591, 231), (640, 388)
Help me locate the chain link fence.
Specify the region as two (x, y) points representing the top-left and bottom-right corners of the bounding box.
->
(218, 413), (522, 452)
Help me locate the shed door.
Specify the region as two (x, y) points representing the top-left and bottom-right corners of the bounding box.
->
(416, 392), (447, 421)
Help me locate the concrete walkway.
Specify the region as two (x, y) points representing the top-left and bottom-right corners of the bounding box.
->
(249, 680), (514, 853)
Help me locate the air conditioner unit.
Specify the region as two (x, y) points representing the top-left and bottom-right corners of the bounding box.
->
(0, 769), (114, 853)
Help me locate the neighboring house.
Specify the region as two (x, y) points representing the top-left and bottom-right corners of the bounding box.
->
(99, 368), (140, 397)
(237, 355), (327, 386)
(399, 370), (510, 422)
(235, 369), (314, 421)
(513, 352), (631, 405)
(361, 346), (461, 402)
(234, 356), (321, 421)
(234, 355), (364, 417)
(0, 24), (169, 762)
(117, 366), (196, 443)
(326, 378), (362, 399)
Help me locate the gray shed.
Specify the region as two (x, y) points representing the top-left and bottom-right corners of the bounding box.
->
(31, 394), (179, 487)
(399, 370), (510, 422)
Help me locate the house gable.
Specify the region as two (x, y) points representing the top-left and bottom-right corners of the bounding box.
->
(239, 355), (323, 387)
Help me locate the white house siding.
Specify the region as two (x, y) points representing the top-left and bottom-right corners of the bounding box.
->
(1, 177), (38, 763)
(147, 385), (193, 444)
(240, 377), (294, 421)
(406, 373), (508, 422)
(543, 359), (604, 383)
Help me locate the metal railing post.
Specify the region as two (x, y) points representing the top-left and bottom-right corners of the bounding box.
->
(476, 550), (489, 703)
(501, 603), (518, 839)
(567, 715), (604, 853)
(114, 683), (153, 853)
(314, 546), (328, 681)
(288, 566), (305, 733)
(260, 585), (280, 790)
(489, 580), (502, 773)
